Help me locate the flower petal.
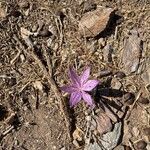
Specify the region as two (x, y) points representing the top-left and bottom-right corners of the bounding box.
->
(80, 67), (90, 85)
(82, 91), (94, 106)
(60, 85), (77, 93)
(70, 92), (82, 107)
(68, 67), (80, 85)
(82, 80), (99, 91)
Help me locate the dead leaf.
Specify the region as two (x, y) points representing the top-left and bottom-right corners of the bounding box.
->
(79, 6), (114, 37)
(96, 113), (112, 135)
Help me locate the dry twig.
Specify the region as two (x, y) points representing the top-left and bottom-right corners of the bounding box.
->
(15, 31), (72, 140)
(24, 45), (72, 140)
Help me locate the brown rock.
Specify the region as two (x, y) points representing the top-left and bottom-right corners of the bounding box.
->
(111, 78), (122, 90)
(39, 29), (51, 37)
(79, 6), (114, 37)
(115, 71), (126, 79)
(103, 44), (113, 63)
(135, 140), (147, 150)
(123, 93), (135, 105)
(143, 127), (150, 136)
(138, 97), (149, 104)
(96, 113), (112, 135)
(124, 145), (132, 150)
(122, 29), (142, 74)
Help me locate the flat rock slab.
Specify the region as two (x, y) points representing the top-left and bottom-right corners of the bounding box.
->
(84, 122), (122, 150)
(122, 29), (142, 74)
(79, 6), (114, 37)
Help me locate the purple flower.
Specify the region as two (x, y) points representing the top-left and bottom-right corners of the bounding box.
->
(60, 67), (99, 107)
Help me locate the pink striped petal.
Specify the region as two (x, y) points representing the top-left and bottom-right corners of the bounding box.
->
(60, 85), (77, 93)
(70, 92), (82, 107)
(80, 67), (90, 85)
(82, 80), (99, 91)
(82, 91), (94, 106)
(68, 68), (80, 85)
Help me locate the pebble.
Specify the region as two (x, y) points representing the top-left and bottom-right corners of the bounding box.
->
(135, 140), (147, 150)
(111, 78), (122, 90)
(123, 93), (135, 105)
(39, 29), (51, 37)
(20, 54), (26, 62)
(103, 44), (113, 63)
(115, 71), (126, 79)
(138, 97), (149, 104)
(98, 38), (106, 48)
(32, 24), (38, 32)
(124, 145), (132, 150)
(143, 127), (150, 136)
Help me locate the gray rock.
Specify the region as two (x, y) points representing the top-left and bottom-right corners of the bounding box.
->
(122, 29), (142, 74)
(100, 122), (122, 150)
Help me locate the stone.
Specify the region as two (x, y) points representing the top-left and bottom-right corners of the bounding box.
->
(122, 29), (142, 74)
(79, 6), (114, 37)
